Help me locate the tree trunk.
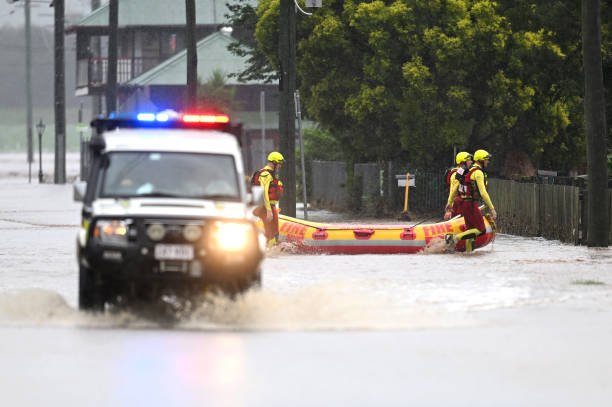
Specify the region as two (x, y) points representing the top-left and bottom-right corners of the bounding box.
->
(582, 0), (609, 246)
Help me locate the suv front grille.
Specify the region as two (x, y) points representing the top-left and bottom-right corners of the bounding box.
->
(158, 260), (189, 273)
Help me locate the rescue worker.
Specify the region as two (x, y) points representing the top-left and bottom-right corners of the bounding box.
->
(252, 151), (285, 247)
(444, 151), (473, 220)
(446, 149), (497, 252)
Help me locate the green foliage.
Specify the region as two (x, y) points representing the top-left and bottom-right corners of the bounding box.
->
(227, 0), (611, 174)
(196, 70), (236, 113)
(225, 0), (278, 83)
(302, 127), (345, 161)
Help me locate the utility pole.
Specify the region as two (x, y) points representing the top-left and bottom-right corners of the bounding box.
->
(582, 0), (609, 246)
(91, 0), (102, 115)
(185, 0), (197, 109)
(25, 0), (33, 183)
(278, 0), (296, 217)
(260, 91), (266, 166)
(106, 0), (118, 114)
(53, 0), (66, 184)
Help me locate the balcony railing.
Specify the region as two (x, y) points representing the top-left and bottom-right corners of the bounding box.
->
(76, 57), (162, 89)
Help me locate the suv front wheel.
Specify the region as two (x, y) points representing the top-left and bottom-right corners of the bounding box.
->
(78, 264), (105, 311)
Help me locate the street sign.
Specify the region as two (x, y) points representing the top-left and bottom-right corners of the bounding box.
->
(396, 174), (415, 187)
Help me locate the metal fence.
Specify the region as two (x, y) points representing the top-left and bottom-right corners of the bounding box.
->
(409, 169), (447, 213)
(310, 160), (348, 209)
(309, 160), (446, 214)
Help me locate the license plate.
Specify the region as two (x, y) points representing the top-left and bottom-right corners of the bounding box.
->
(154, 244), (194, 261)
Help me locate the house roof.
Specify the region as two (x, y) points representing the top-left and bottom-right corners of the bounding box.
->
(71, 0), (241, 28)
(126, 31), (277, 86)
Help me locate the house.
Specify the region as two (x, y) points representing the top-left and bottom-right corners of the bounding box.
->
(123, 30), (280, 172)
(67, 0), (236, 98)
(67, 0), (279, 171)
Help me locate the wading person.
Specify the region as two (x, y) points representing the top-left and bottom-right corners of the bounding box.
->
(444, 151), (473, 220)
(446, 149), (497, 252)
(252, 151), (285, 247)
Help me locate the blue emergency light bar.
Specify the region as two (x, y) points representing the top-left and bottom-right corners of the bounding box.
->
(92, 110), (231, 132)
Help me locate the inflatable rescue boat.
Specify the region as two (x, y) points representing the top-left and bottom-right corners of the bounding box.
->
(275, 213), (495, 254)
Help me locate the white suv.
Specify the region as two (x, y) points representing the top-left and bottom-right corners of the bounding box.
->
(74, 112), (265, 311)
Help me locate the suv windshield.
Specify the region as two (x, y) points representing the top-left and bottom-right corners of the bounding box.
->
(98, 151), (240, 200)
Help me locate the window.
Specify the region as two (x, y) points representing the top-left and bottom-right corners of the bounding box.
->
(98, 152), (240, 201)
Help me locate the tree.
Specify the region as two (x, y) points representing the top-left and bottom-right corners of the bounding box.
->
(230, 0), (609, 176)
(226, 0), (278, 83)
(196, 70), (236, 114)
(582, 0), (609, 246)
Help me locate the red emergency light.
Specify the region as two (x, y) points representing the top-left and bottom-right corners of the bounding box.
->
(181, 113), (230, 124)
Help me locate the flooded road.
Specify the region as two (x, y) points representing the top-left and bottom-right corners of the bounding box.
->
(1, 162), (611, 405)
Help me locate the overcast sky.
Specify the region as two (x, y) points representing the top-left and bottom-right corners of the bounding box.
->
(0, 0), (92, 27)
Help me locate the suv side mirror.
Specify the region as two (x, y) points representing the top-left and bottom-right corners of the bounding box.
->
(73, 181), (87, 202)
(249, 186), (264, 206)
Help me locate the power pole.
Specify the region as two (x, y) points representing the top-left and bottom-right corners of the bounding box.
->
(185, 0), (198, 109)
(106, 0), (118, 114)
(91, 0), (102, 115)
(582, 0), (609, 246)
(278, 0), (296, 217)
(53, 0), (66, 184)
(25, 0), (33, 183)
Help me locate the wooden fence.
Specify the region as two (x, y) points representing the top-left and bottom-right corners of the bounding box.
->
(489, 179), (589, 244)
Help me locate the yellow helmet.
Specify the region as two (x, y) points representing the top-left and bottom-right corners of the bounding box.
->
(455, 151), (473, 165)
(267, 151), (285, 164)
(474, 149), (492, 161)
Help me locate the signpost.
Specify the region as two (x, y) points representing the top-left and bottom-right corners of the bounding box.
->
(396, 173), (415, 220)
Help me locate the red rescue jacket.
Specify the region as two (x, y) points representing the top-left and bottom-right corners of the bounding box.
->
(459, 164), (488, 201)
(251, 168), (284, 201)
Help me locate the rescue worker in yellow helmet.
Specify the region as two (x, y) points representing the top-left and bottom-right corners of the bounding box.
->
(446, 149), (497, 252)
(444, 151), (473, 220)
(252, 152), (285, 247)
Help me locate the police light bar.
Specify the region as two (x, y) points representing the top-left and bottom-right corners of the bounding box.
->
(182, 114), (230, 124)
(92, 110), (232, 132)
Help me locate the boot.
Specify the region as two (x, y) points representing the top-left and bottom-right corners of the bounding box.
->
(465, 238), (473, 253)
(266, 237), (277, 249)
(444, 234), (456, 246)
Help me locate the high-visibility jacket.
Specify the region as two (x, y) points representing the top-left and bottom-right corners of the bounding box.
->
(252, 165), (284, 211)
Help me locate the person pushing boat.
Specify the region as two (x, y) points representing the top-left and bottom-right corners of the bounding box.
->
(444, 151), (473, 220)
(445, 149), (497, 252)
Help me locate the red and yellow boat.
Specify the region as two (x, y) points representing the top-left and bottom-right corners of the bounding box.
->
(275, 214), (495, 254)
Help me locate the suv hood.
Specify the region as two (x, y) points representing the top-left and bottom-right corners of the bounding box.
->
(92, 197), (250, 219)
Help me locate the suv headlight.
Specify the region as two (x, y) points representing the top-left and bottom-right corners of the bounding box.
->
(210, 221), (253, 251)
(93, 220), (129, 245)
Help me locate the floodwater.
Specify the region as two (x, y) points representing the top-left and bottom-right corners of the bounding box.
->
(1, 154), (611, 406)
